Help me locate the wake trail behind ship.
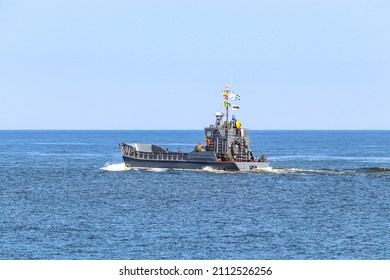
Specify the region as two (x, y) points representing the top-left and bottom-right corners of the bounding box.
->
(101, 163), (390, 176)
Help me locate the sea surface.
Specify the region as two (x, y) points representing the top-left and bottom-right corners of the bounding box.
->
(1, 130), (389, 260)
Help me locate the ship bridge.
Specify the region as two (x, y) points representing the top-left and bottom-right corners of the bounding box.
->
(204, 112), (254, 161)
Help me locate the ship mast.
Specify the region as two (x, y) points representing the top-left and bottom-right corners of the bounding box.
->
(221, 84), (241, 156)
(226, 93), (229, 128)
(222, 84), (232, 156)
(222, 84), (231, 127)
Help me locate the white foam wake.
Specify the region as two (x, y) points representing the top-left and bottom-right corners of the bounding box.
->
(250, 166), (275, 173)
(145, 168), (168, 172)
(200, 166), (228, 173)
(251, 167), (354, 175)
(100, 163), (130, 172)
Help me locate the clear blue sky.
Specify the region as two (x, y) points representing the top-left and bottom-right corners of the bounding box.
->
(1, 0), (389, 129)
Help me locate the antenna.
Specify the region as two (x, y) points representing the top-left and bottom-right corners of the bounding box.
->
(230, 69), (234, 88)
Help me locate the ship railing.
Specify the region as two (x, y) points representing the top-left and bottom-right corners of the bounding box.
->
(120, 143), (188, 161)
(133, 151), (188, 161)
(221, 157), (251, 162)
(235, 155), (250, 161)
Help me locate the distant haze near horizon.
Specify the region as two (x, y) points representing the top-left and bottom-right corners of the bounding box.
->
(1, 1), (389, 130)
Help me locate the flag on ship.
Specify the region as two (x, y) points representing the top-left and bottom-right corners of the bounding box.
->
(229, 94), (240, 101)
(232, 104), (240, 110)
(223, 101), (231, 108)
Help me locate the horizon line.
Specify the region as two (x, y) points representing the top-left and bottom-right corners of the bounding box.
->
(1, 128), (390, 131)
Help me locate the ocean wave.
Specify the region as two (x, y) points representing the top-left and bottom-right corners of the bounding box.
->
(251, 167), (390, 176)
(355, 167), (390, 173)
(271, 155), (390, 164)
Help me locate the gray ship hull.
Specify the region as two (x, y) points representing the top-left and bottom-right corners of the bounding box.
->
(122, 155), (269, 172)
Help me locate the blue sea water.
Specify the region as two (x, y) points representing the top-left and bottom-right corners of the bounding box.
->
(0, 130), (389, 260)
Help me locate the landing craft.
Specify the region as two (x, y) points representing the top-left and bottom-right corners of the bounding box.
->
(119, 85), (270, 171)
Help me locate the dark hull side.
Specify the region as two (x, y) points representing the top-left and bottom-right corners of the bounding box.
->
(122, 155), (240, 171)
